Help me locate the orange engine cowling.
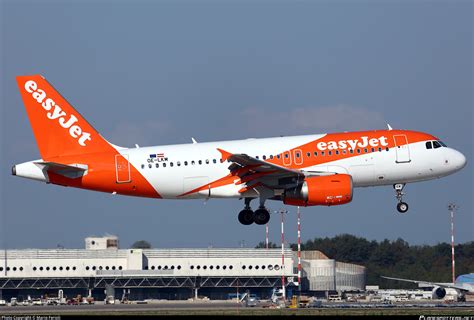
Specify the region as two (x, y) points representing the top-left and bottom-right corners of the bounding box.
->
(283, 174), (353, 207)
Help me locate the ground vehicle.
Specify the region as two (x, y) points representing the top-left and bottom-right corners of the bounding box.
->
(328, 294), (342, 302)
(0, 299), (6, 306)
(10, 297), (18, 306)
(246, 294), (258, 307)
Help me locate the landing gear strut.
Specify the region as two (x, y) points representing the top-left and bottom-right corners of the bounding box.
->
(394, 183), (409, 213)
(238, 198), (271, 225)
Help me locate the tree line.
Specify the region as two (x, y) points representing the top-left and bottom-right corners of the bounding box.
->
(256, 234), (474, 288)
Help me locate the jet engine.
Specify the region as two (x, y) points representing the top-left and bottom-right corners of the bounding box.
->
(283, 174), (353, 207)
(432, 286), (447, 299)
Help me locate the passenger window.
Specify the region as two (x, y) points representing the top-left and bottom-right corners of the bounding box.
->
(426, 141), (432, 149)
(270, 155), (274, 159)
(163, 163), (167, 167)
(155, 163), (159, 168)
(342, 150), (346, 154)
(314, 151), (318, 156)
(335, 150), (339, 155)
(328, 151), (332, 156)
(191, 160), (195, 165)
(184, 161), (188, 166)
(177, 161), (181, 166)
(307, 152), (311, 157)
(296, 153), (300, 158)
(364, 148), (368, 153)
(321, 151), (325, 156)
(198, 160), (202, 165)
(170, 162), (174, 167)
(213, 159), (217, 164)
(263, 155), (267, 160)
(205, 159), (209, 164)
(357, 149), (361, 154)
(141, 164), (145, 169)
(277, 155), (281, 159)
(433, 141), (442, 149)
(148, 164), (152, 168)
(285, 153), (289, 158)
(350, 149), (354, 154)
(256, 156), (259, 159)
(386, 147), (389, 151)
(371, 148), (375, 152)
(378, 147), (382, 152)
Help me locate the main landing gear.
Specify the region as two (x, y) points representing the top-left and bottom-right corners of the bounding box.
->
(394, 183), (409, 214)
(238, 198), (271, 225)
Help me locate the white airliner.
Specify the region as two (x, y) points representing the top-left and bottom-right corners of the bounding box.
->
(12, 75), (467, 225)
(383, 274), (474, 300)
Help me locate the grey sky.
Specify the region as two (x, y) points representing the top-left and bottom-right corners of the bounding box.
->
(1, 0), (472, 250)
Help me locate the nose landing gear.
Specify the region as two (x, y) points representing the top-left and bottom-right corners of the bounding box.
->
(394, 183), (409, 213)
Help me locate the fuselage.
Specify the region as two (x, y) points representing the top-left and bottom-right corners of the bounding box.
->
(14, 129), (467, 201)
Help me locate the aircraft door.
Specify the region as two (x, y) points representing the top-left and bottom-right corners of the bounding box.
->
(293, 149), (303, 166)
(393, 135), (411, 163)
(115, 154), (131, 183)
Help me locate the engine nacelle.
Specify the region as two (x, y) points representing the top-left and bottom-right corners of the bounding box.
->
(283, 174), (353, 207)
(432, 287), (446, 299)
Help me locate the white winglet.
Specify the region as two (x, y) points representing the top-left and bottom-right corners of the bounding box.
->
(387, 124), (393, 131)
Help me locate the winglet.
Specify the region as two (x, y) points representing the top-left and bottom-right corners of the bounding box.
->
(217, 148), (232, 161)
(387, 123), (393, 131)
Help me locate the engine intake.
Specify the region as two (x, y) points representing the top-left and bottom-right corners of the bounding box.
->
(283, 174), (353, 207)
(433, 287), (446, 299)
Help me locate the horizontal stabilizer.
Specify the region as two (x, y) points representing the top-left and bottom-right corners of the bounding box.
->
(35, 161), (88, 179)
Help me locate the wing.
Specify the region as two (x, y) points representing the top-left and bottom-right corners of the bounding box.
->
(35, 161), (88, 179)
(218, 148), (332, 193)
(381, 276), (469, 292)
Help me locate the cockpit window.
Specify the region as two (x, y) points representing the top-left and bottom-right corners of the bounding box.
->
(425, 141), (432, 149)
(433, 141), (442, 149)
(438, 141), (447, 147)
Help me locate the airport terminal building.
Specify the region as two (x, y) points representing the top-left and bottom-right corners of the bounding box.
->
(0, 236), (366, 301)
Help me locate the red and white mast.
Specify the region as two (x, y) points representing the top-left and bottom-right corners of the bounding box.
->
(266, 224), (269, 250)
(448, 203), (459, 284)
(280, 208), (286, 300)
(297, 206), (302, 292)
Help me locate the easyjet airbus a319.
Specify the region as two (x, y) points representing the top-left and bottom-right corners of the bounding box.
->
(12, 75), (467, 225)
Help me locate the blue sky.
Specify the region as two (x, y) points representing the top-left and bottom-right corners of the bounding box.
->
(1, 0), (472, 250)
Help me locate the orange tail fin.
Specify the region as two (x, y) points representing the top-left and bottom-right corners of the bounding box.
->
(17, 75), (111, 160)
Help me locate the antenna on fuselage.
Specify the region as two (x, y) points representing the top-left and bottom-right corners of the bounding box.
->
(387, 124), (393, 131)
(191, 137), (198, 144)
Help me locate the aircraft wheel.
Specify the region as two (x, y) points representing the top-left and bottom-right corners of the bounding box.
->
(397, 202), (409, 213)
(238, 209), (254, 225)
(254, 208), (270, 225)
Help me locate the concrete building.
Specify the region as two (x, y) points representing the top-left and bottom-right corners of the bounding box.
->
(301, 251), (366, 293)
(0, 236), (366, 301)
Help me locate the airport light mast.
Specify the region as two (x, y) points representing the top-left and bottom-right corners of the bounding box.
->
(297, 206), (302, 293)
(277, 208), (288, 301)
(448, 203), (459, 284)
(265, 224), (269, 250)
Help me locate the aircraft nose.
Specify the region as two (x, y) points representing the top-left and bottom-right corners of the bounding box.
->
(451, 150), (467, 170)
